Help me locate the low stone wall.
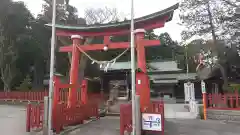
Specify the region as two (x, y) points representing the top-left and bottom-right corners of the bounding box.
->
(207, 109), (240, 121)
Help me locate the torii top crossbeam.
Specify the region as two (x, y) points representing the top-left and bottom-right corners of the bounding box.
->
(46, 3), (179, 109)
(45, 3), (178, 37)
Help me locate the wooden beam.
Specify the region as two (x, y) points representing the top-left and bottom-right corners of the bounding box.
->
(60, 42), (129, 52)
(59, 40), (160, 52)
(56, 29), (130, 37)
(142, 40), (160, 47)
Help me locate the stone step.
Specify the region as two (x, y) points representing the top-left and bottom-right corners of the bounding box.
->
(108, 100), (130, 113)
(164, 104), (199, 119)
(106, 112), (120, 116)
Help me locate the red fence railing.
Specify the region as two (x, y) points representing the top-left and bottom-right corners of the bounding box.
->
(120, 103), (132, 135)
(207, 92), (240, 110)
(143, 101), (165, 135)
(26, 103), (44, 132)
(55, 102), (99, 133)
(26, 101), (99, 133)
(120, 101), (165, 135)
(0, 91), (106, 103)
(0, 91), (48, 102)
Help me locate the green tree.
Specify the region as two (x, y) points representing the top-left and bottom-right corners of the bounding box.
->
(0, 1), (33, 91)
(180, 0), (240, 89)
(26, 0), (85, 89)
(180, 0), (235, 49)
(16, 74), (32, 91)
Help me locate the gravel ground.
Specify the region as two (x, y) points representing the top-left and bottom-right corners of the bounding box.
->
(0, 105), (32, 135)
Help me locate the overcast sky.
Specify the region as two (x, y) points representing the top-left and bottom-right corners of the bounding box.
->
(14, 0), (183, 41)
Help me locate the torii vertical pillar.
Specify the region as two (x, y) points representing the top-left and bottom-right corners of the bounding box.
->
(68, 35), (83, 107)
(135, 29), (151, 110)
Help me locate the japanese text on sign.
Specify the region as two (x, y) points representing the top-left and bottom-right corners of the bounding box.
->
(142, 113), (162, 131)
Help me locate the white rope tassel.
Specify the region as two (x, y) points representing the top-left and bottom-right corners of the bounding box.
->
(104, 62), (110, 72)
(75, 44), (129, 71)
(76, 45), (129, 64)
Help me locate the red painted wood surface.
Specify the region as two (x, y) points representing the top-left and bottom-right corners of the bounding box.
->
(136, 72), (151, 111)
(0, 91), (105, 103)
(59, 40), (160, 52)
(55, 20), (166, 37)
(120, 104), (132, 135)
(26, 104), (44, 132)
(120, 101), (164, 135)
(68, 37), (81, 107)
(207, 91), (240, 110)
(0, 91), (48, 102)
(56, 102), (99, 133)
(136, 31), (147, 73)
(26, 101), (99, 133)
(81, 80), (88, 104)
(24, 76), (103, 133)
(142, 101), (165, 135)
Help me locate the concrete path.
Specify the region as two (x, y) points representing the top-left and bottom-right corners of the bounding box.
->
(0, 105), (31, 135)
(67, 116), (120, 135)
(66, 116), (240, 135)
(0, 104), (239, 135)
(165, 119), (240, 135)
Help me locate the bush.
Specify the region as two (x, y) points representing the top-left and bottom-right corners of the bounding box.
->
(198, 106), (204, 119)
(16, 75), (32, 91)
(229, 83), (240, 93)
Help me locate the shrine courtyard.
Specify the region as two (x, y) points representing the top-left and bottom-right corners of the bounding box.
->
(0, 2), (239, 135)
(54, 116), (240, 135)
(1, 104), (240, 135)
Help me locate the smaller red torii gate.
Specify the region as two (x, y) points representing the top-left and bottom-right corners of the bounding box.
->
(60, 29), (160, 110)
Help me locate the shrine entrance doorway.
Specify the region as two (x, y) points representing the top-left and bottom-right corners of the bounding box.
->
(109, 80), (129, 100)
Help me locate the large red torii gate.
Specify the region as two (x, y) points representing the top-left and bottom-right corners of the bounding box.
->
(46, 3), (179, 110)
(62, 29), (159, 109)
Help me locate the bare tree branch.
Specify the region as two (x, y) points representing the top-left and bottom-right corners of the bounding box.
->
(84, 7), (119, 25)
(221, 0), (238, 8)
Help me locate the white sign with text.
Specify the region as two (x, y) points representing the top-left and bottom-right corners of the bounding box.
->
(142, 113), (162, 131)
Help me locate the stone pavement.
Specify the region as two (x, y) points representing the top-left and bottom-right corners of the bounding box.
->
(0, 105), (31, 135)
(165, 119), (240, 135)
(66, 116), (240, 135)
(0, 104), (239, 135)
(67, 116), (120, 135)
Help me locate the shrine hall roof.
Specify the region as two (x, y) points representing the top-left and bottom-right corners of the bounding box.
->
(45, 3), (178, 32)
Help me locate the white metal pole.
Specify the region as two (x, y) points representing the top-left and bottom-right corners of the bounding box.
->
(135, 95), (141, 135)
(185, 45), (189, 79)
(43, 96), (49, 135)
(130, 0), (136, 134)
(48, 0), (57, 134)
